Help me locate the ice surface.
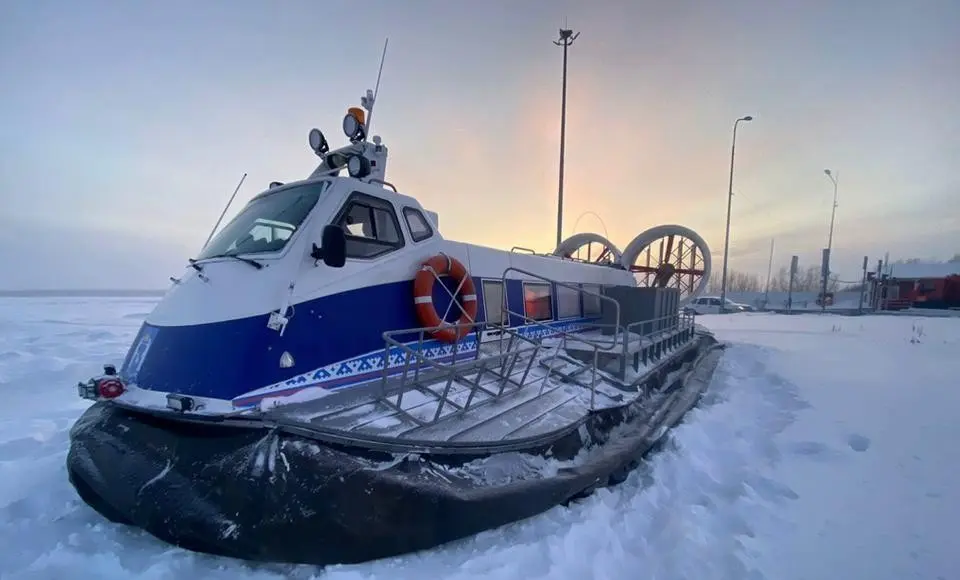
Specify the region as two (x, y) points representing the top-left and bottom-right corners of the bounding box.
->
(1, 299), (958, 579)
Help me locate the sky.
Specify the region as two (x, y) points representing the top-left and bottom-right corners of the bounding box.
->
(1, 0), (958, 289)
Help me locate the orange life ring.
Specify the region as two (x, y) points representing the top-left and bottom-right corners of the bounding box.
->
(413, 254), (478, 342)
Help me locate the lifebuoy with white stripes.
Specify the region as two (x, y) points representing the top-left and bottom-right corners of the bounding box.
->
(413, 254), (478, 343)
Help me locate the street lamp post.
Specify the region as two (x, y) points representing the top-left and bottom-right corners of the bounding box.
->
(719, 115), (754, 313)
(554, 28), (579, 250)
(821, 169), (839, 312)
(824, 169), (839, 254)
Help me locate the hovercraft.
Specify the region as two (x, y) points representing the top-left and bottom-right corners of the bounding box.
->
(66, 87), (723, 566)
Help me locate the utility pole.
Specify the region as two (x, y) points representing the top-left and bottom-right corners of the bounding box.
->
(787, 255), (798, 312)
(821, 169), (839, 313)
(554, 28), (579, 250)
(719, 115), (754, 313)
(764, 238), (775, 309)
(858, 255), (868, 314)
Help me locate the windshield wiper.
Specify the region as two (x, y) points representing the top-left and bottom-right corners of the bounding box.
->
(195, 253), (264, 270)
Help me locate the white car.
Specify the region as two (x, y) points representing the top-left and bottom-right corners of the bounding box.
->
(684, 296), (750, 315)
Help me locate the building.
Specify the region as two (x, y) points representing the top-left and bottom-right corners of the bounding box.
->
(876, 261), (960, 310)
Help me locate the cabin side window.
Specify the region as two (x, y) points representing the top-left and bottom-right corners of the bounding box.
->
(481, 280), (508, 327)
(582, 284), (602, 317)
(556, 283), (581, 319)
(523, 282), (553, 321)
(402, 207), (434, 243)
(334, 192), (405, 259)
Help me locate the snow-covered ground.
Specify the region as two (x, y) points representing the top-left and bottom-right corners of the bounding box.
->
(1, 298), (958, 580)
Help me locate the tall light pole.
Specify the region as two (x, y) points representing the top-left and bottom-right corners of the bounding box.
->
(719, 115), (754, 313)
(823, 169), (839, 253)
(554, 28), (579, 250)
(821, 169), (839, 312)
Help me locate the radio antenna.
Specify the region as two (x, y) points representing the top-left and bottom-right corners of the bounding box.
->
(202, 172), (247, 249)
(364, 38), (389, 136)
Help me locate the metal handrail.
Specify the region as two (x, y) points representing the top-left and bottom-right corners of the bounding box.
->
(379, 320), (546, 423)
(623, 311), (691, 338)
(621, 311), (696, 374)
(560, 310), (696, 381)
(380, 320), (540, 376)
(499, 266), (622, 349)
(498, 266), (628, 409)
(381, 320), (542, 362)
(508, 246), (623, 267)
(377, 281), (700, 420)
(380, 330), (538, 383)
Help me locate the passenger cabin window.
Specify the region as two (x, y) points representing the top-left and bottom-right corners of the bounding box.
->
(196, 181), (329, 259)
(334, 192), (405, 259)
(582, 284), (602, 317)
(556, 284), (581, 319)
(482, 280), (508, 327)
(524, 282), (553, 321)
(403, 207), (434, 242)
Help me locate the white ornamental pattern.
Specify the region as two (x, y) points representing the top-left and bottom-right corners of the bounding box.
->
(236, 319), (591, 402)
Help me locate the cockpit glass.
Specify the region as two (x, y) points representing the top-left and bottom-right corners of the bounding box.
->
(197, 181), (330, 259)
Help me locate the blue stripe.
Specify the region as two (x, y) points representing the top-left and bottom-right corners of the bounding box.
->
(231, 317), (593, 407)
(119, 277), (601, 403)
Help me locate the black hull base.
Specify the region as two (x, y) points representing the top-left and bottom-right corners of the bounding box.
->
(67, 339), (723, 566)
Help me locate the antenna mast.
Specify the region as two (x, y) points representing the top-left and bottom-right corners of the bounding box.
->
(202, 172), (247, 249)
(363, 38), (389, 137)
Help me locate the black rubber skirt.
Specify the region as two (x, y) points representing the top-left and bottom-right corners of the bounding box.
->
(67, 341), (722, 566)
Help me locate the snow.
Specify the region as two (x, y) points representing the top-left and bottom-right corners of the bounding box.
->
(1, 297), (959, 579)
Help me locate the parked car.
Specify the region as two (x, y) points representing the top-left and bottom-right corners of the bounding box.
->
(684, 296), (750, 315)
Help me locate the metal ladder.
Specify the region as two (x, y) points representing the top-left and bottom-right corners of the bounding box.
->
(496, 266), (630, 408)
(377, 322), (546, 427)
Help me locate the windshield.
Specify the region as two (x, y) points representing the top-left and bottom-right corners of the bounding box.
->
(197, 181), (330, 260)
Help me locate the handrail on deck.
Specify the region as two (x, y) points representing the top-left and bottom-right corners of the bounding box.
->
(378, 272), (699, 418)
(380, 320), (540, 378)
(498, 266), (630, 408)
(499, 266), (622, 345)
(379, 320), (545, 423)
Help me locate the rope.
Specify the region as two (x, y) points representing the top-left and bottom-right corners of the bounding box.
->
(428, 254), (475, 325)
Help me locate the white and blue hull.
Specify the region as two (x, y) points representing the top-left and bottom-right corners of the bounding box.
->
(119, 221), (634, 409)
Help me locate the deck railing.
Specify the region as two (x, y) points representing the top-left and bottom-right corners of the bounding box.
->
(379, 320), (544, 425)
(378, 266), (701, 424)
